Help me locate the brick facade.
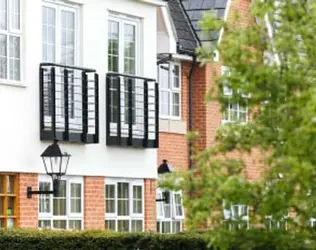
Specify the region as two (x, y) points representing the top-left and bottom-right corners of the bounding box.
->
(84, 176), (105, 229)
(18, 173), (38, 228)
(144, 178), (156, 231)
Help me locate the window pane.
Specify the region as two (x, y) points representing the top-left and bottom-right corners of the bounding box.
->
(117, 183), (129, 216)
(105, 220), (116, 231)
(172, 93), (180, 117)
(9, 36), (20, 81)
(60, 10), (75, 65)
(7, 218), (14, 228)
(124, 24), (135, 75)
(160, 91), (170, 116)
(10, 0), (20, 30)
(164, 204), (171, 218)
(0, 176), (3, 194)
(0, 34), (7, 79)
(0, 0), (7, 30)
(106, 184), (115, 213)
(0, 197), (3, 215)
(70, 183), (82, 213)
(7, 197), (14, 216)
(42, 6), (56, 62)
(53, 180), (66, 215)
(39, 220), (51, 229)
(53, 220), (66, 229)
(69, 220), (82, 230)
(117, 220), (129, 232)
(108, 21), (119, 72)
(159, 64), (170, 89)
(6, 176), (14, 194)
(131, 220), (143, 232)
(39, 182), (51, 213)
(173, 65), (180, 88)
(162, 221), (171, 233)
(172, 221), (181, 233)
(133, 186), (142, 214)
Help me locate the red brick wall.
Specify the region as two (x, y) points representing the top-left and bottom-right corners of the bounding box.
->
(18, 173), (38, 228)
(84, 176), (105, 229)
(144, 178), (156, 231)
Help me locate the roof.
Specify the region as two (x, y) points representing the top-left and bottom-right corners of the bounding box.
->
(167, 0), (198, 53)
(167, 0), (229, 54)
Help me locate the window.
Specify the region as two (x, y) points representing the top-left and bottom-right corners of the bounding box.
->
(223, 203), (249, 230)
(158, 62), (181, 118)
(0, 175), (17, 228)
(108, 15), (139, 125)
(38, 176), (83, 230)
(0, 0), (21, 82)
(105, 179), (144, 232)
(156, 189), (184, 234)
(265, 216), (288, 230)
(221, 66), (248, 124)
(42, 1), (79, 123)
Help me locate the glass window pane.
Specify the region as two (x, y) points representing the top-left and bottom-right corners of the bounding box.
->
(159, 64), (170, 89)
(105, 220), (116, 231)
(6, 176), (14, 194)
(71, 183), (81, 198)
(42, 6), (56, 62)
(7, 218), (14, 228)
(108, 21), (119, 72)
(117, 199), (129, 216)
(39, 220), (51, 229)
(118, 183), (129, 199)
(69, 220), (82, 230)
(53, 220), (66, 229)
(71, 198), (81, 213)
(9, 36), (20, 81)
(117, 182), (129, 216)
(105, 184), (115, 213)
(162, 221), (171, 233)
(124, 24), (135, 75)
(39, 182), (51, 213)
(0, 176), (4, 194)
(60, 10), (75, 65)
(0, 0), (7, 30)
(10, 0), (20, 30)
(0, 197), (3, 215)
(57, 180), (66, 197)
(133, 186), (142, 214)
(172, 221), (181, 233)
(131, 220), (143, 232)
(7, 197), (14, 216)
(172, 93), (180, 117)
(53, 198), (66, 215)
(173, 65), (180, 88)
(117, 220), (129, 232)
(106, 184), (115, 198)
(0, 34), (7, 79)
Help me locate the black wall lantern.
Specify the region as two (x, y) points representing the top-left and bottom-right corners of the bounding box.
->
(27, 140), (71, 198)
(156, 159), (172, 204)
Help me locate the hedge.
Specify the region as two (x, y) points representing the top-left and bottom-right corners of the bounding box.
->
(0, 229), (315, 250)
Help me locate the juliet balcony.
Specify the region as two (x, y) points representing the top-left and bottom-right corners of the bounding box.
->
(39, 63), (99, 143)
(106, 73), (159, 148)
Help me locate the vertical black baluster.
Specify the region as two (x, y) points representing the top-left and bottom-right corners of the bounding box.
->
(128, 78), (133, 145)
(64, 69), (69, 141)
(51, 67), (56, 139)
(143, 80), (148, 147)
(94, 73), (99, 143)
(39, 66), (44, 134)
(106, 75), (110, 144)
(155, 81), (159, 148)
(82, 71), (88, 142)
(117, 76), (121, 145)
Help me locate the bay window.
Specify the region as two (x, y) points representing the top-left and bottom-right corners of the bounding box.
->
(105, 179), (144, 232)
(0, 0), (21, 82)
(156, 189), (184, 234)
(38, 176), (83, 230)
(158, 62), (181, 118)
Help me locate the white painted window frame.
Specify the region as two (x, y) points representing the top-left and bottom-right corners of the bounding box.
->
(0, 0), (23, 86)
(221, 66), (248, 125)
(158, 61), (181, 120)
(105, 178), (144, 232)
(38, 175), (84, 230)
(156, 188), (184, 234)
(42, 0), (81, 130)
(107, 13), (144, 137)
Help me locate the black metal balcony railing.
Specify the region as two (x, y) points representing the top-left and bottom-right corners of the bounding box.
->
(40, 63), (99, 143)
(106, 73), (159, 148)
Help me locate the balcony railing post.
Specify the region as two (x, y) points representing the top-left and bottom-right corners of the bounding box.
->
(143, 80), (149, 147)
(155, 82), (159, 148)
(128, 78), (133, 145)
(82, 71), (88, 142)
(106, 75), (110, 143)
(94, 73), (99, 143)
(50, 67), (56, 139)
(117, 76), (121, 144)
(64, 69), (69, 140)
(39, 67), (44, 132)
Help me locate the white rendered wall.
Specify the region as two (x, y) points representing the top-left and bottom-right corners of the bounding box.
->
(0, 0), (158, 179)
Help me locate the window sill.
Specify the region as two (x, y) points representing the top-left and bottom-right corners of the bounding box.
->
(159, 115), (181, 121)
(221, 120), (248, 125)
(0, 80), (26, 88)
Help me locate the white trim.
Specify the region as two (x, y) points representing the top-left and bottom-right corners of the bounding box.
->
(217, 0), (232, 45)
(171, 53), (193, 62)
(139, 0), (167, 7)
(160, 6), (177, 53)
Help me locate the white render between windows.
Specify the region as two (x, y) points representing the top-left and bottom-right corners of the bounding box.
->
(0, 0), (158, 179)
(38, 175), (84, 230)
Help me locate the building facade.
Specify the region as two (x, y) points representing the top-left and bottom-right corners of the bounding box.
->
(0, 0), (162, 231)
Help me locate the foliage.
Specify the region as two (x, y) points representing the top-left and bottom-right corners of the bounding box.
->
(160, 0), (316, 247)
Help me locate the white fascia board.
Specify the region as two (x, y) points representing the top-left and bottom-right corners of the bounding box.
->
(139, 0), (167, 7)
(161, 6), (178, 54)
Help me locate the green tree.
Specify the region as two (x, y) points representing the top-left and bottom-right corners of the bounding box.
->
(160, 0), (316, 248)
